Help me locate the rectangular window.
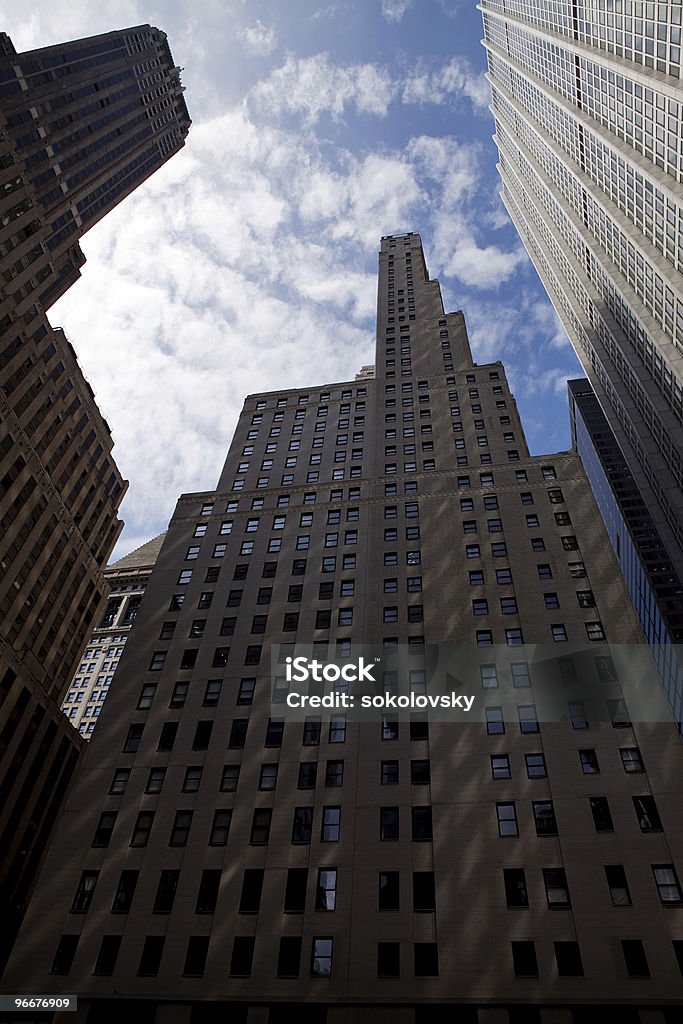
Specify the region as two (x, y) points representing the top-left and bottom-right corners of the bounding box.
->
(230, 937), (255, 977)
(250, 808), (272, 845)
(533, 800), (557, 836)
(209, 809), (232, 846)
(543, 867), (570, 908)
(311, 937), (333, 977)
(169, 810), (193, 846)
(605, 865), (632, 906)
(71, 871), (99, 913)
(512, 941), (538, 977)
(497, 802), (518, 836)
(292, 807), (313, 844)
(504, 869), (528, 907)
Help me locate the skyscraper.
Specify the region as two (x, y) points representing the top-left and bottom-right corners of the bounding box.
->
(61, 534), (166, 739)
(6, 234), (683, 1021)
(0, 25), (189, 971)
(479, 1), (683, 599)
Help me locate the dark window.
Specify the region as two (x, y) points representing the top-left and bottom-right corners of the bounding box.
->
(380, 806), (399, 840)
(622, 940), (649, 978)
(543, 868), (570, 908)
(92, 812), (117, 847)
(284, 868), (308, 913)
(157, 722), (178, 752)
(203, 679), (222, 706)
(196, 869), (221, 914)
(170, 811), (193, 846)
(220, 766), (240, 792)
(111, 870), (138, 914)
(533, 801), (558, 836)
(138, 936), (165, 977)
(265, 718), (285, 747)
(71, 871), (99, 913)
(278, 937), (302, 978)
(633, 795), (663, 831)
(183, 936), (209, 977)
(653, 864), (683, 904)
(123, 724), (144, 752)
(414, 943), (439, 976)
(377, 942), (400, 978)
(50, 935), (79, 975)
(230, 937), (255, 977)
(504, 868), (528, 907)
(130, 811), (154, 847)
(590, 797), (614, 832)
(411, 806), (433, 840)
(192, 721), (213, 750)
(579, 749), (600, 774)
(378, 871), (400, 910)
(153, 870), (179, 913)
(410, 759), (430, 784)
(229, 719), (248, 748)
(413, 871), (436, 911)
(303, 716), (321, 745)
(326, 760), (344, 786)
(250, 809), (272, 845)
(239, 869), (264, 914)
(512, 941), (538, 977)
(93, 935), (122, 976)
(605, 865), (632, 906)
(554, 941), (583, 976)
(292, 807), (313, 844)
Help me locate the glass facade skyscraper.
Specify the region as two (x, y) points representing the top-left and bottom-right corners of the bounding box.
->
(479, 0), (683, 598)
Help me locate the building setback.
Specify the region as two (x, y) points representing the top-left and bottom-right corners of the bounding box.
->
(479, 1), (683, 624)
(61, 534), (166, 739)
(0, 26), (188, 972)
(5, 234), (683, 1021)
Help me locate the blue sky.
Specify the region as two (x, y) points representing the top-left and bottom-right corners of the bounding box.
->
(6, 1), (583, 559)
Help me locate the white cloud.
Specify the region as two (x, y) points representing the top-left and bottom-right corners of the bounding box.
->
(238, 19), (277, 55)
(250, 54), (395, 123)
(403, 57), (490, 113)
(381, 0), (412, 22)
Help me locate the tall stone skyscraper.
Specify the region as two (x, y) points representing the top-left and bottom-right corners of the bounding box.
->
(6, 235), (683, 1022)
(479, 2), (683, 612)
(0, 25), (189, 971)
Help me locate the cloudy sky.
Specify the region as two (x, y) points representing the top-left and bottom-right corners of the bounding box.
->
(7, 0), (583, 560)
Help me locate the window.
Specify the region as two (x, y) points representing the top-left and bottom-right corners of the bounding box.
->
(605, 865), (632, 906)
(92, 812), (117, 847)
(321, 806), (339, 839)
(590, 797), (614, 832)
(169, 811), (192, 847)
(518, 706), (538, 734)
(586, 621), (605, 641)
(504, 869), (528, 907)
(544, 592), (560, 609)
(50, 935), (79, 975)
(551, 624), (568, 642)
(530, 538), (545, 552)
(554, 942), (583, 977)
(378, 871), (400, 911)
(148, 651), (166, 672)
(569, 701), (588, 729)
(414, 943), (439, 977)
(284, 868), (308, 914)
(496, 568), (512, 585)
(265, 718), (285, 747)
(311, 937), (333, 977)
(183, 766), (203, 792)
(325, 760), (344, 786)
(537, 564), (552, 580)
(497, 802), (518, 836)
(486, 707), (504, 734)
(579, 749), (600, 774)
(292, 807), (313, 844)
(653, 865), (683, 904)
(380, 806), (399, 840)
(413, 872), (436, 911)
(71, 871), (99, 913)
(500, 597), (517, 614)
(377, 944), (400, 978)
(145, 769), (166, 794)
(230, 937), (255, 977)
(316, 869), (337, 911)
(130, 812), (154, 848)
(209, 809), (232, 846)
(411, 759), (430, 784)
(608, 698), (631, 728)
(492, 543), (507, 558)
(138, 936), (165, 977)
(633, 795), (663, 831)
(109, 769), (130, 795)
(505, 628), (523, 646)
(220, 766), (240, 792)
(192, 721), (212, 750)
(512, 941), (538, 978)
(412, 806), (432, 840)
(525, 753), (547, 778)
(93, 936), (122, 976)
(532, 800), (558, 836)
(620, 747), (645, 773)
(473, 599), (488, 616)
(543, 868), (570, 908)
(491, 754), (510, 779)
(203, 679), (222, 706)
(228, 719), (248, 748)
(622, 940), (649, 978)
(466, 545), (481, 559)
(381, 760), (399, 784)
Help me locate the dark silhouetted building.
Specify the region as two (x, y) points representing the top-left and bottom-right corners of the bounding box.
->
(0, 25), (188, 971)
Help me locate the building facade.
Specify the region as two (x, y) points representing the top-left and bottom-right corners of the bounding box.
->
(479, 0), (683, 596)
(5, 235), (683, 1022)
(568, 378), (683, 726)
(62, 535), (165, 739)
(0, 25), (188, 973)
